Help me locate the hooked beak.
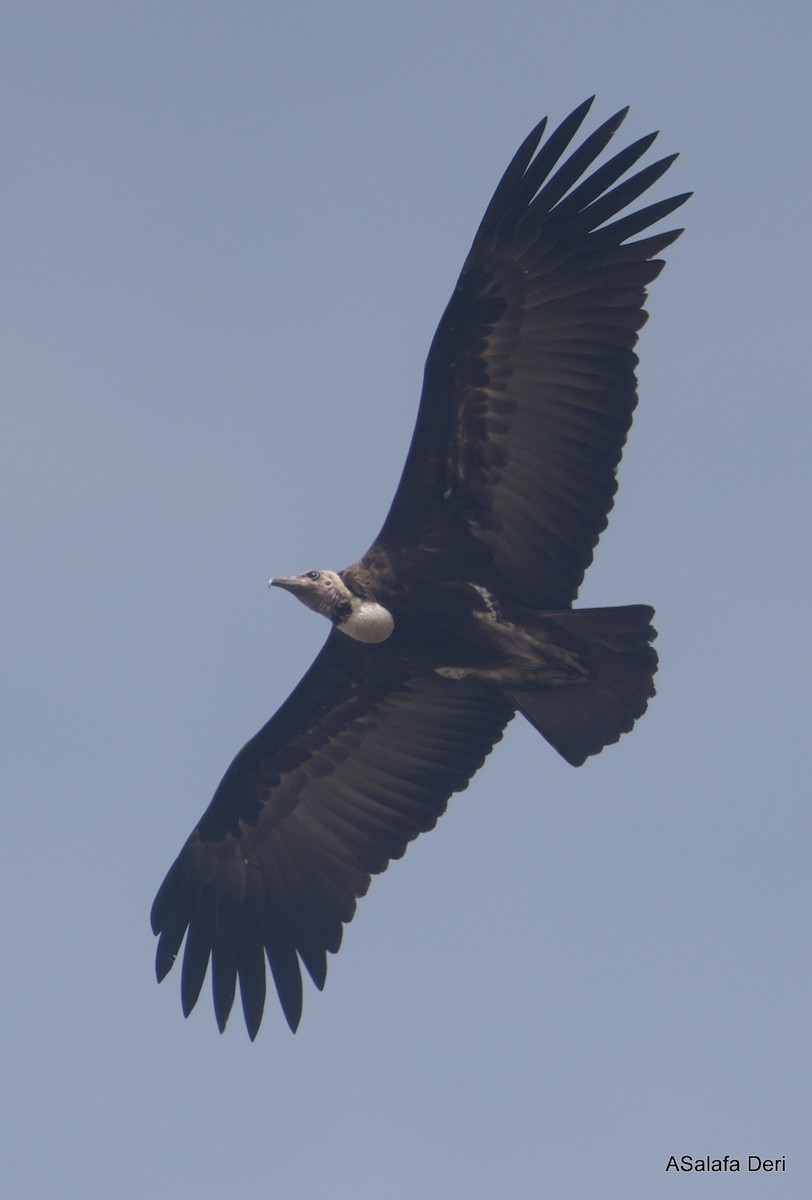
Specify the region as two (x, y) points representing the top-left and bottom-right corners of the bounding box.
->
(269, 575), (306, 594)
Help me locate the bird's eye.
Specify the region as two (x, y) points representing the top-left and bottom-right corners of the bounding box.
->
(306, 570), (321, 581)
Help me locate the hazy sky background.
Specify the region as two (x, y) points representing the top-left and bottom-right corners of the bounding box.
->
(3, 2), (809, 1197)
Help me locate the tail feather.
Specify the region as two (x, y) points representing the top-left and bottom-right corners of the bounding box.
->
(511, 605), (657, 766)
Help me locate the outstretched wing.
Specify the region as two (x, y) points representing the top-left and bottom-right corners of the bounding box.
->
(151, 629), (513, 1038)
(374, 98), (689, 607)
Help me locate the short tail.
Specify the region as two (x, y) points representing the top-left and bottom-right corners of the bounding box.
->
(510, 605), (657, 766)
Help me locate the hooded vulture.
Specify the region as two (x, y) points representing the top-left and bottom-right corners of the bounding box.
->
(151, 98), (688, 1039)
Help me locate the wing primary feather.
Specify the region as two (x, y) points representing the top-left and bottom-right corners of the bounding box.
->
(211, 902), (239, 1033)
(152, 860), (196, 982)
(473, 97), (595, 247)
(509, 97), (601, 217)
(180, 892), (215, 1019)
(253, 853), (308, 1029)
(589, 192), (691, 245)
(567, 155), (682, 239)
(527, 132), (661, 233)
(518, 107), (630, 224)
(472, 115), (550, 245)
(262, 916), (304, 1033)
(236, 917), (267, 1041)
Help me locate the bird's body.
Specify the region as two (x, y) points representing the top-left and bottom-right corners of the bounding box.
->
(152, 99), (688, 1038)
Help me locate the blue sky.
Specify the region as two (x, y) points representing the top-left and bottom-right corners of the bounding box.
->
(3, 2), (809, 1197)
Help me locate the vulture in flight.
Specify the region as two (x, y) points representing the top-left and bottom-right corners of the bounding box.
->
(152, 98), (688, 1039)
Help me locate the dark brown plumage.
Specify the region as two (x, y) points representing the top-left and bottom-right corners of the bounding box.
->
(151, 98), (688, 1038)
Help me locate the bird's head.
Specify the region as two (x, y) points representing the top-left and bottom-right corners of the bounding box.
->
(269, 569), (394, 643)
(270, 569), (350, 619)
